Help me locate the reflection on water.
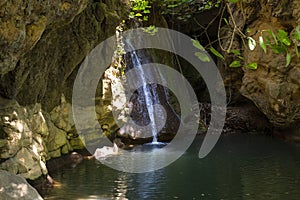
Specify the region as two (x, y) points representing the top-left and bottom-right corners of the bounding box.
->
(114, 173), (128, 200)
(43, 134), (300, 200)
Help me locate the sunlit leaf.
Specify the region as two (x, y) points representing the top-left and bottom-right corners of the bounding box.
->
(192, 39), (205, 51)
(286, 52), (291, 67)
(195, 52), (210, 62)
(229, 60), (241, 68)
(259, 36), (267, 53)
(135, 13), (143, 17)
(277, 29), (291, 46)
(246, 62), (258, 70)
(229, 0), (238, 3)
(210, 46), (225, 60)
(248, 37), (256, 50)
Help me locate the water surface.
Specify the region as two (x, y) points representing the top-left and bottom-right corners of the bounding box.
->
(44, 134), (300, 200)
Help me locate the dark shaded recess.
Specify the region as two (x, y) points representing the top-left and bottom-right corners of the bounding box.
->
(0, 127), (8, 139)
(165, 7), (221, 46)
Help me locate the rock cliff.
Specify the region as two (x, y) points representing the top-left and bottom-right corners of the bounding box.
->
(0, 0), (129, 180)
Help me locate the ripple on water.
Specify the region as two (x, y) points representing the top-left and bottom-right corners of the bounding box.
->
(43, 134), (300, 200)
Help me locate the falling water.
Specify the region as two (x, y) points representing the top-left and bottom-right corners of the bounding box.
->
(129, 49), (159, 144)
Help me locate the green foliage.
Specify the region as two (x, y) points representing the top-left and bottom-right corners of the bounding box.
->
(195, 52), (210, 62)
(259, 36), (267, 53)
(229, 60), (241, 67)
(293, 26), (300, 41)
(286, 52), (291, 67)
(129, 0), (151, 21)
(210, 46), (225, 60)
(192, 39), (210, 62)
(246, 62), (258, 70)
(142, 25), (158, 35)
(204, 0), (222, 10)
(257, 28), (300, 67)
(277, 29), (291, 46)
(192, 39), (205, 51)
(228, 49), (257, 70)
(162, 0), (190, 8)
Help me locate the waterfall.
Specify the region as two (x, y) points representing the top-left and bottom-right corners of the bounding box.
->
(129, 49), (159, 144)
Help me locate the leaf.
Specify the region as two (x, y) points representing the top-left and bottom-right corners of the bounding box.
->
(294, 26), (300, 41)
(238, 55), (244, 60)
(192, 39), (205, 51)
(270, 45), (286, 54)
(259, 36), (267, 53)
(295, 45), (299, 58)
(231, 49), (241, 56)
(223, 18), (229, 25)
(195, 52), (210, 62)
(209, 46), (225, 60)
(268, 30), (278, 45)
(228, 0), (238, 3)
(135, 13), (142, 17)
(277, 29), (291, 46)
(286, 52), (291, 67)
(229, 60), (241, 68)
(246, 62), (258, 70)
(248, 37), (256, 50)
(143, 16), (148, 21)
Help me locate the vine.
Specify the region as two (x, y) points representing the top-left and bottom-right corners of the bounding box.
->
(128, 0), (300, 69)
(191, 0), (300, 69)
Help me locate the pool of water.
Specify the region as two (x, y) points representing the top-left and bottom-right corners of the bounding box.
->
(43, 134), (300, 200)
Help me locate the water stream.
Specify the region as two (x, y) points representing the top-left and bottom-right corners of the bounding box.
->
(129, 49), (159, 144)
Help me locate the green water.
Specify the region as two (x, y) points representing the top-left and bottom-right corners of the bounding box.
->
(43, 134), (300, 200)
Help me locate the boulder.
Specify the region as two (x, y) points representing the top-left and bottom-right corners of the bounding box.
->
(0, 170), (43, 200)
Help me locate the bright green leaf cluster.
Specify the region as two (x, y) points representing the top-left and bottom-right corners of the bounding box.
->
(258, 28), (300, 67)
(129, 0), (151, 21)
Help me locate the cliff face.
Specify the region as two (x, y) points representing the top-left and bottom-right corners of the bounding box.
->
(239, 0), (300, 129)
(0, 0), (128, 111)
(217, 0), (300, 136)
(0, 0), (129, 180)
